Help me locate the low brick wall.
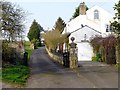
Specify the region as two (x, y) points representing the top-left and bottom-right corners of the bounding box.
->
(45, 47), (63, 65)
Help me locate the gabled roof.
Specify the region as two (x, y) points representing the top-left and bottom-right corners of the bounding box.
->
(86, 5), (113, 16)
(68, 5), (113, 23)
(70, 25), (102, 34)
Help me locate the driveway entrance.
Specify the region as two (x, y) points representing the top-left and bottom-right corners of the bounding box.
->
(26, 47), (118, 88)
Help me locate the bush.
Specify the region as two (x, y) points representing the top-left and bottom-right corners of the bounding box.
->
(90, 36), (103, 53)
(96, 53), (101, 62)
(36, 41), (41, 47)
(31, 39), (41, 49)
(104, 36), (116, 64)
(2, 41), (16, 65)
(90, 35), (116, 64)
(92, 56), (96, 62)
(2, 40), (26, 66)
(92, 53), (101, 62)
(116, 37), (120, 64)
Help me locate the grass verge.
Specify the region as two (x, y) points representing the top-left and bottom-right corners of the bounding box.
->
(2, 41), (33, 87)
(0, 69), (2, 81)
(2, 65), (30, 86)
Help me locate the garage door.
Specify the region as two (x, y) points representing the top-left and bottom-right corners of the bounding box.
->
(77, 42), (93, 61)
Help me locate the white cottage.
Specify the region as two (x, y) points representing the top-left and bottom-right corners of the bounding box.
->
(63, 2), (113, 61)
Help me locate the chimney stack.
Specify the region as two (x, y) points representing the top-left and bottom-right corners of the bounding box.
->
(79, 2), (86, 15)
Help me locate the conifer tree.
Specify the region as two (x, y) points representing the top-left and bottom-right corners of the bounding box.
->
(28, 20), (44, 46)
(54, 17), (66, 33)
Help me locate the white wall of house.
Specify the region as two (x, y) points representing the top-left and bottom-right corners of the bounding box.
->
(63, 4), (113, 61)
(86, 5), (113, 34)
(69, 26), (101, 61)
(66, 15), (87, 33)
(65, 5), (113, 36)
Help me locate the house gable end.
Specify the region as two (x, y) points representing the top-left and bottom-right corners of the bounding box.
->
(71, 25), (102, 34)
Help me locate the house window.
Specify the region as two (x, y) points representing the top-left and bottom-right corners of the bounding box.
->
(94, 10), (99, 19)
(106, 24), (112, 32)
(106, 25), (109, 32)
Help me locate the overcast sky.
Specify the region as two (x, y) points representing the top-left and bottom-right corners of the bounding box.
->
(7, 0), (119, 40)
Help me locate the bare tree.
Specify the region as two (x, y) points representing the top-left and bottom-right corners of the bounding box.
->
(0, 1), (26, 41)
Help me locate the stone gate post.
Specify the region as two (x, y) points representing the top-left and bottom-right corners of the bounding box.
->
(69, 37), (78, 69)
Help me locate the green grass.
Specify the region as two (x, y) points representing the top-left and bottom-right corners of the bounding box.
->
(0, 69), (2, 81)
(2, 65), (30, 86)
(24, 41), (33, 60)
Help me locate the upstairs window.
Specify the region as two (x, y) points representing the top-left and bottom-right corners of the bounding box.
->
(94, 10), (99, 19)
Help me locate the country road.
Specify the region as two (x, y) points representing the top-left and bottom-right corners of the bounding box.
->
(26, 47), (118, 88)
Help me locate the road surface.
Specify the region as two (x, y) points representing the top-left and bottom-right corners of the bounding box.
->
(26, 47), (118, 88)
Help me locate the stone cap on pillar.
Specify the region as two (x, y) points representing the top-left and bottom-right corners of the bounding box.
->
(71, 37), (75, 42)
(69, 37), (77, 48)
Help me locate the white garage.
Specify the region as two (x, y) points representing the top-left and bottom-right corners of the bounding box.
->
(77, 42), (93, 61)
(69, 25), (102, 61)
